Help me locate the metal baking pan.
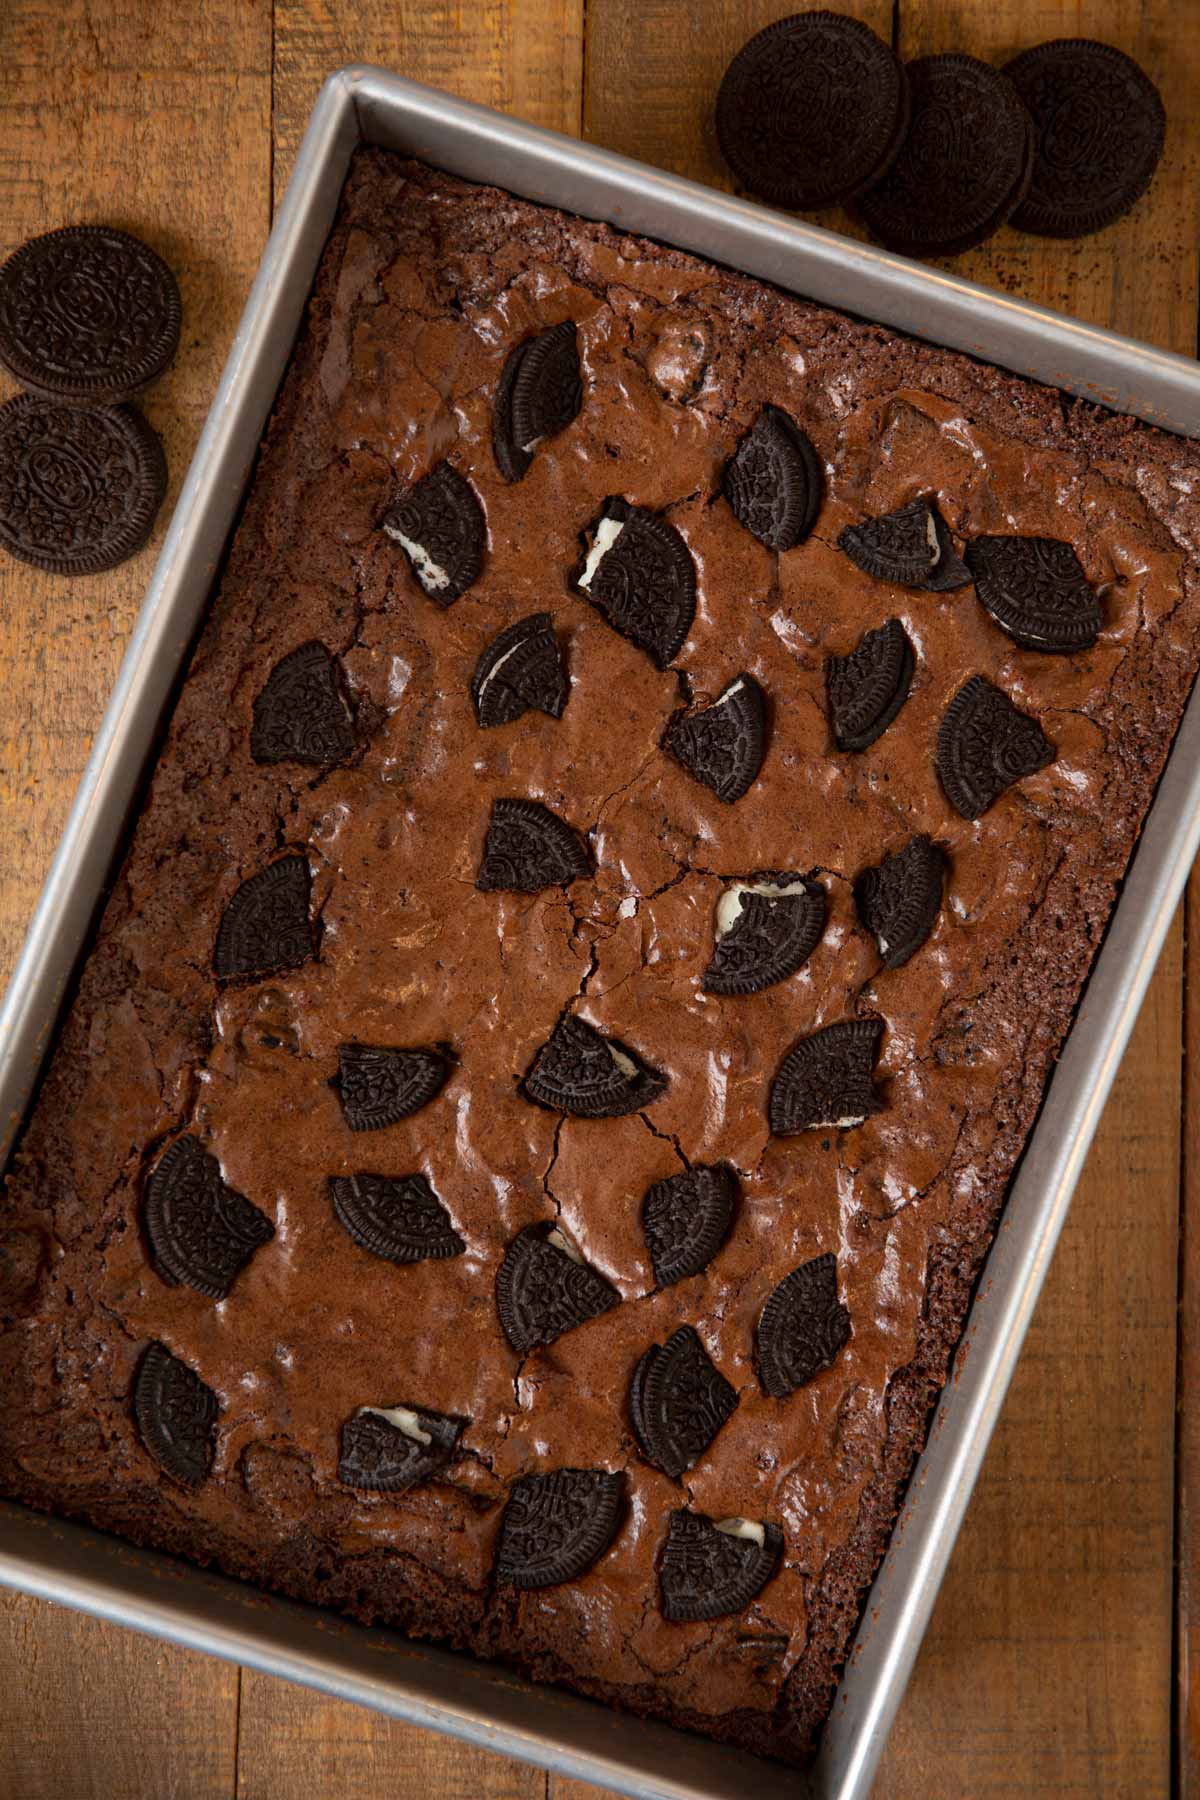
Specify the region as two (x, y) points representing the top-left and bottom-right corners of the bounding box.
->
(3, 66), (1200, 1800)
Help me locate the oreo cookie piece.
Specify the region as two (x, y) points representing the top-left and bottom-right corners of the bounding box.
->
(662, 673), (768, 804)
(214, 855), (315, 982)
(715, 12), (910, 210)
(330, 1173), (464, 1264)
(338, 1403), (464, 1493)
(964, 534), (1100, 652)
(854, 836), (946, 970)
(660, 1510), (784, 1622)
(493, 321), (583, 482)
(496, 1222), (620, 1353)
(769, 1018), (884, 1135)
(630, 1325), (738, 1479)
(937, 676), (1056, 820)
(471, 612), (569, 728)
(839, 496), (970, 592)
(923, 503), (974, 593)
(0, 225), (181, 403)
(642, 1164), (737, 1287)
(133, 1342), (218, 1487)
(495, 1467), (624, 1589)
(1004, 39), (1165, 239)
(334, 1044), (452, 1131)
(757, 1252), (851, 1396)
(0, 394), (166, 575)
(571, 497), (696, 669)
(476, 798), (591, 893)
(144, 1135), (274, 1299)
(856, 55), (1035, 257)
(722, 406), (822, 551)
(523, 1014), (667, 1118)
(703, 873), (826, 996)
(826, 618), (914, 752)
(250, 641), (356, 766)
(382, 461), (485, 606)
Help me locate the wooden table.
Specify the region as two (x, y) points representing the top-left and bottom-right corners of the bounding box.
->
(0, 3), (1196, 1795)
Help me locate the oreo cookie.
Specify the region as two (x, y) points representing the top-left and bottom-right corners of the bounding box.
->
(662, 673), (768, 804)
(250, 641), (356, 766)
(143, 1135), (274, 1299)
(334, 1044), (452, 1131)
(629, 1325), (738, 1479)
(840, 496), (970, 591)
(571, 497), (696, 669)
(642, 1164), (737, 1287)
(854, 836), (945, 970)
(1004, 39), (1165, 239)
(495, 1222), (619, 1353)
(703, 873), (826, 996)
(757, 1252), (851, 1396)
(937, 676), (1056, 819)
(338, 1403), (464, 1493)
(471, 612), (569, 728)
(769, 1018), (884, 1136)
(722, 406), (822, 550)
(964, 534), (1100, 652)
(133, 1342), (218, 1487)
(0, 394), (166, 575)
(826, 618), (914, 752)
(715, 12), (910, 210)
(523, 1014), (667, 1118)
(330, 1173), (464, 1264)
(494, 1467), (624, 1589)
(213, 855), (315, 982)
(476, 798), (591, 893)
(493, 321), (583, 482)
(856, 55), (1035, 257)
(660, 1510), (784, 1622)
(382, 461), (485, 606)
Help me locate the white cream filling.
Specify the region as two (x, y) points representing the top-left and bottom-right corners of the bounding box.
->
(546, 1226), (583, 1263)
(577, 516), (624, 591)
(358, 1404), (431, 1446)
(925, 508), (940, 557)
(618, 895), (638, 919)
(715, 877), (815, 941)
(384, 523), (451, 594)
(718, 678), (744, 702)
(714, 1517), (766, 1547)
(474, 638), (522, 703)
(828, 1113), (867, 1129)
(608, 1043), (639, 1079)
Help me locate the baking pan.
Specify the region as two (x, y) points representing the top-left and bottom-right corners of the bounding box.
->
(3, 66), (1200, 1800)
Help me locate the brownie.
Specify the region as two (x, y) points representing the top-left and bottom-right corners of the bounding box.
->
(4, 147), (1200, 1767)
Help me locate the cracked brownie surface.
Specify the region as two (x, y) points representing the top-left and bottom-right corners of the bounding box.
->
(5, 148), (1200, 1766)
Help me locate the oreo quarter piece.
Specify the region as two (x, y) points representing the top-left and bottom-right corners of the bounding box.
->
(214, 855), (315, 982)
(703, 872), (826, 996)
(0, 394), (166, 575)
(471, 612), (569, 727)
(1005, 39), (1165, 239)
(660, 1510), (784, 1622)
(330, 1173), (464, 1265)
(662, 673), (767, 804)
(496, 1222), (619, 1354)
(937, 676), (1056, 819)
(338, 1403), (463, 1493)
(334, 1044), (452, 1131)
(382, 461), (485, 606)
(571, 497), (696, 669)
(757, 1252), (851, 1396)
(133, 1342), (218, 1487)
(964, 534), (1100, 652)
(0, 225), (181, 403)
(495, 1467), (624, 1589)
(839, 496), (969, 591)
(923, 503), (973, 593)
(144, 1135), (274, 1299)
(494, 321), (583, 482)
(723, 406), (822, 550)
(642, 1164), (737, 1287)
(630, 1325), (738, 1479)
(826, 618), (914, 752)
(854, 836), (945, 970)
(523, 1014), (667, 1118)
(476, 798), (591, 893)
(715, 12), (910, 210)
(250, 641), (356, 766)
(769, 1018), (884, 1135)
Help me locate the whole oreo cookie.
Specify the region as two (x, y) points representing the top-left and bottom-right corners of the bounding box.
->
(0, 395), (166, 575)
(0, 225), (181, 402)
(1004, 39), (1165, 238)
(715, 12), (910, 210)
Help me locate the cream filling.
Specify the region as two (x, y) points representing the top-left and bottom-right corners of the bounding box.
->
(715, 1517), (766, 1547)
(474, 638), (522, 703)
(577, 516), (624, 590)
(925, 508), (940, 558)
(715, 877), (814, 940)
(608, 1043), (639, 1079)
(358, 1404), (431, 1446)
(384, 523), (451, 595)
(546, 1226), (583, 1263)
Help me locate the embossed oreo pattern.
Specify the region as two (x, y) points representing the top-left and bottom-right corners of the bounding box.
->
(965, 534), (1101, 652)
(662, 673), (768, 803)
(330, 1173), (464, 1264)
(476, 798), (591, 892)
(937, 676), (1057, 819)
(572, 498), (696, 668)
(642, 1165), (737, 1288)
(723, 406), (823, 550)
(133, 1343), (218, 1487)
(523, 1015), (667, 1117)
(338, 1405), (463, 1493)
(769, 1019), (884, 1136)
(496, 1224), (620, 1353)
(144, 1136), (274, 1299)
(334, 1045), (451, 1131)
(630, 1325), (739, 1479)
(495, 1468), (625, 1589)
(757, 1253), (852, 1396)
(251, 642), (356, 766)
(382, 461), (485, 605)
(471, 612), (569, 727)
(660, 1510), (784, 1621)
(213, 856), (315, 982)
